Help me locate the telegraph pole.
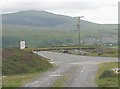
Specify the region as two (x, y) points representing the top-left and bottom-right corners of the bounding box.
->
(77, 16), (84, 50)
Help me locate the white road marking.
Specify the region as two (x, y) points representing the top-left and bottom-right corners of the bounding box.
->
(81, 71), (83, 72)
(69, 63), (81, 64)
(50, 62), (56, 64)
(75, 79), (77, 80)
(35, 81), (39, 83)
(49, 74), (61, 77)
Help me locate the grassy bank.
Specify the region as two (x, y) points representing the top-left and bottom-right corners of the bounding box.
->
(2, 48), (53, 87)
(95, 62), (119, 87)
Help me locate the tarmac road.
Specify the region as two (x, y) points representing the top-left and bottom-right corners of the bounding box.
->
(23, 51), (118, 87)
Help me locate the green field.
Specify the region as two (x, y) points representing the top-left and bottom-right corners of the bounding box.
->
(2, 24), (117, 48)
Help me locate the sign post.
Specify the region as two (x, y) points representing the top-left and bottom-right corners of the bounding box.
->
(20, 41), (25, 49)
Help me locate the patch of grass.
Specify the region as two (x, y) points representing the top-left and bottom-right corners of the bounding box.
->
(95, 62), (119, 87)
(51, 67), (77, 87)
(52, 75), (68, 87)
(96, 77), (118, 87)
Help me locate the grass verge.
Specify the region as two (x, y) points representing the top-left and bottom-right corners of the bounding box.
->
(95, 62), (119, 87)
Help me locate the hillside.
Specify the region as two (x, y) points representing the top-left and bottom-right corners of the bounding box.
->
(2, 10), (117, 30)
(2, 10), (95, 28)
(2, 48), (53, 75)
(2, 10), (118, 48)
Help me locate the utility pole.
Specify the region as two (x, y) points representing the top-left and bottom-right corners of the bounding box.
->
(77, 16), (84, 50)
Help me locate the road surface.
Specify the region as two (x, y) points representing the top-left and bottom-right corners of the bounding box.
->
(23, 51), (118, 87)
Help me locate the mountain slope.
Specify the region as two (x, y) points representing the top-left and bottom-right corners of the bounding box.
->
(2, 10), (99, 28)
(2, 10), (73, 27)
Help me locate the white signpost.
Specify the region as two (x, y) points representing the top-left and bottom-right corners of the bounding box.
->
(20, 41), (25, 49)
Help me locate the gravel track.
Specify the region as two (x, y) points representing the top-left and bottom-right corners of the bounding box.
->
(23, 51), (118, 87)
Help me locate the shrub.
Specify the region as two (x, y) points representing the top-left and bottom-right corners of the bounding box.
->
(99, 70), (117, 79)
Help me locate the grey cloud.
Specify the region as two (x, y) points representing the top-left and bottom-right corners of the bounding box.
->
(2, 2), (44, 13)
(51, 2), (100, 10)
(2, 1), (101, 13)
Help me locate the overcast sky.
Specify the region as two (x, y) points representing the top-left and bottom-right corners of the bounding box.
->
(0, 0), (119, 24)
